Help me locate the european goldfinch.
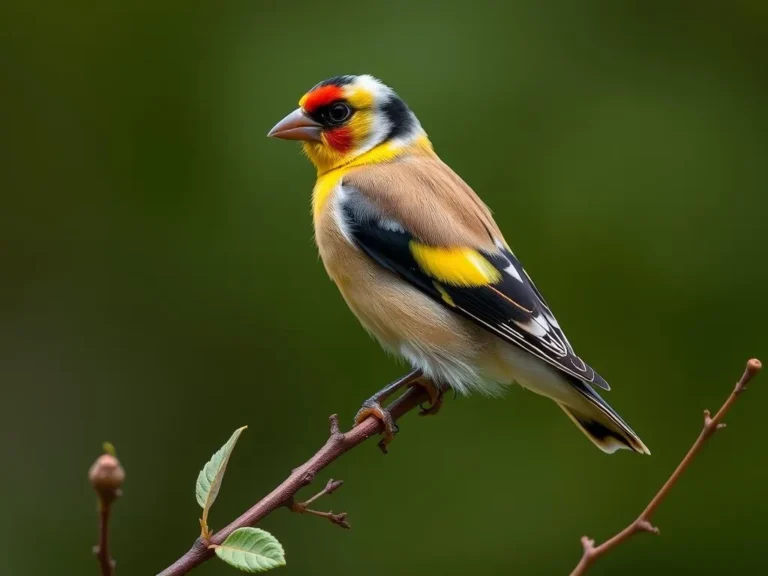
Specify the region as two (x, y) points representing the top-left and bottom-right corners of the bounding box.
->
(269, 74), (649, 455)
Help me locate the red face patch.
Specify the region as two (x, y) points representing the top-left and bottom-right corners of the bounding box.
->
(302, 85), (344, 114)
(324, 127), (353, 153)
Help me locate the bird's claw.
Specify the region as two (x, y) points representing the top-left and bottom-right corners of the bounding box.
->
(354, 400), (399, 453)
(417, 383), (445, 416)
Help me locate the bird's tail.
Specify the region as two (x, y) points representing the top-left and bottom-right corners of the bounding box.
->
(558, 380), (650, 455)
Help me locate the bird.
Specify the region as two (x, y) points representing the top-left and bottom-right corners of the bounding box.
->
(268, 74), (649, 455)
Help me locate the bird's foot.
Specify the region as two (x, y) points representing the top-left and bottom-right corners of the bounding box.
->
(354, 400), (399, 454)
(418, 381), (446, 416)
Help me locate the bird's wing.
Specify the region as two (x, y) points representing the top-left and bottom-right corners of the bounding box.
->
(340, 157), (610, 390)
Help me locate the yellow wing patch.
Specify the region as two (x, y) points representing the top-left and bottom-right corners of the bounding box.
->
(410, 242), (501, 287)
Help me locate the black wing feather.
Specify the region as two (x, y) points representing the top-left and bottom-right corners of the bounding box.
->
(341, 196), (610, 391)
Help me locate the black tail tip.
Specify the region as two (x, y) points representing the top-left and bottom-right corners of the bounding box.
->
(559, 403), (651, 455)
(579, 418), (651, 455)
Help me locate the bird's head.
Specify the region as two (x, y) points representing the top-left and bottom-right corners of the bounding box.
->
(268, 75), (429, 173)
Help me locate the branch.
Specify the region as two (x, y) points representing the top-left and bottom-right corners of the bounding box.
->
(156, 359), (760, 575)
(89, 447), (125, 576)
(157, 384), (430, 576)
(569, 358), (762, 576)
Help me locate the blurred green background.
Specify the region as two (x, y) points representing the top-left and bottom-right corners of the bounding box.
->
(2, 1), (767, 574)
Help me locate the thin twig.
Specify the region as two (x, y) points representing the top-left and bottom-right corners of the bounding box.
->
(569, 358), (762, 576)
(157, 383), (430, 576)
(89, 450), (125, 576)
(289, 478), (350, 528)
(96, 503), (114, 576)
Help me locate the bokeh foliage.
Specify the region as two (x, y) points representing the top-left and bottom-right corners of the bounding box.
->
(2, 1), (767, 574)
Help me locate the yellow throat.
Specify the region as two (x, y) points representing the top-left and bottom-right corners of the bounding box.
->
(310, 135), (434, 218)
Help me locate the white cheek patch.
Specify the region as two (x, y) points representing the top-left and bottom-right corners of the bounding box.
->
(363, 109), (391, 153)
(342, 74), (427, 153)
(349, 75), (421, 153)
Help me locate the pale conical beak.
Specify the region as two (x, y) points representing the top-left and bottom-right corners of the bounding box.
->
(268, 108), (323, 141)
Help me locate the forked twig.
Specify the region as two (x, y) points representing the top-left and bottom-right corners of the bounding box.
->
(289, 478), (350, 528)
(157, 384), (430, 576)
(570, 358), (762, 575)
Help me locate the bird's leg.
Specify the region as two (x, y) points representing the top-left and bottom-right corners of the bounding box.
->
(354, 369), (423, 453)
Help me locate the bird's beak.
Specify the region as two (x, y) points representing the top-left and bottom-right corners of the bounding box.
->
(267, 108), (323, 141)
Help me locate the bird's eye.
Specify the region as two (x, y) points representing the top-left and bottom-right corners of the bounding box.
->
(327, 102), (351, 124)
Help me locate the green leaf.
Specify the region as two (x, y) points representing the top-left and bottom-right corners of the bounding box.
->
(212, 527), (286, 572)
(196, 425), (247, 534)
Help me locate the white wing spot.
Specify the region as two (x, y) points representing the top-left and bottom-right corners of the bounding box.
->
(532, 313), (551, 334)
(377, 218), (405, 233)
(504, 264), (523, 282)
(513, 318), (548, 338)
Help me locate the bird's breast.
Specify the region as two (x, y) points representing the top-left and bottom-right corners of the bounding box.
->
(313, 169), (383, 290)
(311, 170), (347, 223)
